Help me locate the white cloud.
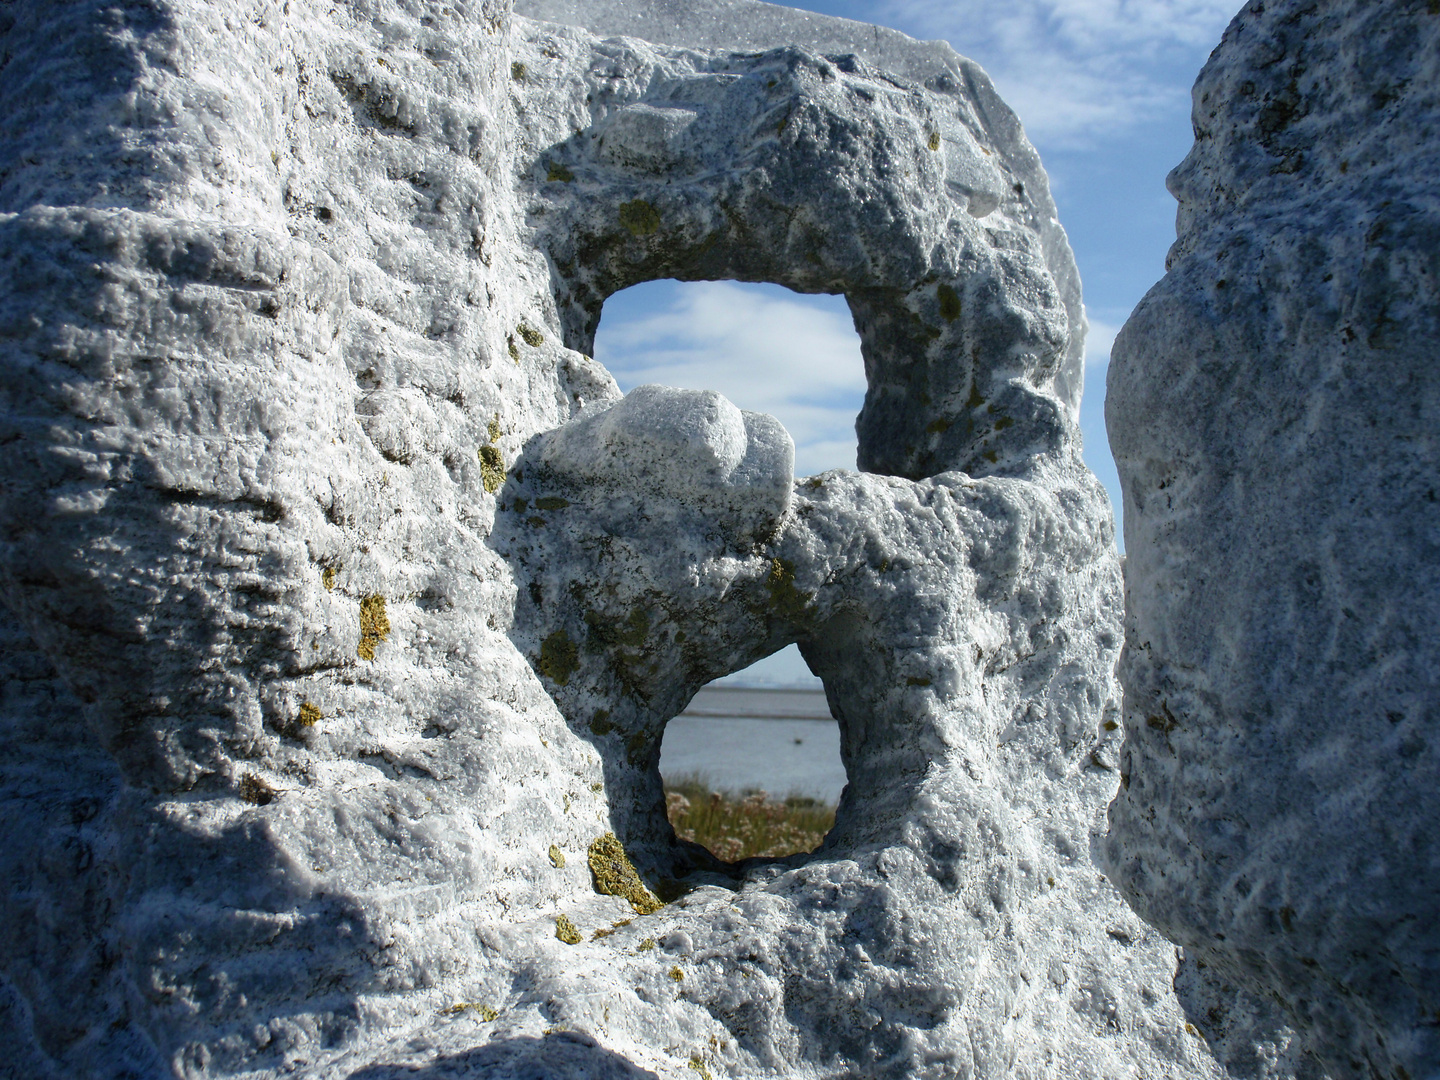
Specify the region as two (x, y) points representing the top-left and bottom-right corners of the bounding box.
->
(865, 0), (1240, 146)
(1084, 314), (1120, 368)
(595, 281), (866, 477)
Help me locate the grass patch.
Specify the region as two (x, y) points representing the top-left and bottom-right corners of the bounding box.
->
(664, 774), (835, 861)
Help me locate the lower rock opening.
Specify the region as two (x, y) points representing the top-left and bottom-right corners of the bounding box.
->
(659, 644), (842, 861)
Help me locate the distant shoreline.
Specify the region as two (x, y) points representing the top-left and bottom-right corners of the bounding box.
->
(681, 685), (833, 722)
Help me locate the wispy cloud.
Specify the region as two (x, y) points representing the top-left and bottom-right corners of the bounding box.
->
(594, 281), (866, 477)
(1084, 315), (1120, 368)
(840, 0), (1240, 146)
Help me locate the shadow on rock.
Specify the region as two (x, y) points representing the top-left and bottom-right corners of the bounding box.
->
(347, 1032), (660, 1080)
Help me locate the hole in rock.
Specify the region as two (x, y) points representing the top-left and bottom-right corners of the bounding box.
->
(592, 280), (867, 477)
(659, 645), (844, 861)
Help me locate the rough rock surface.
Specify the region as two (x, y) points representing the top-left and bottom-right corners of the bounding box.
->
(1105, 2), (1440, 1078)
(0, 0), (1212, 1076)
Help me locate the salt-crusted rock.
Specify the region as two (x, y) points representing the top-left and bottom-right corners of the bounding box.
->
(536, 385), (794, 542)
(1105, 2), (1440, 1077)
(0, 0), (1209, 1075)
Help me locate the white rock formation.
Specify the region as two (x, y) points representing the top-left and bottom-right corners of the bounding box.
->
(0, 0), (1226, 1076)
(1105, 2), (1440, 1078)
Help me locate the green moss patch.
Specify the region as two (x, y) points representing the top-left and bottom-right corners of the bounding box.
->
(297, 702), (323, 727)
(547, 162), (575, 182)
(539, 629), (580, 686)
(937, 283), (961, 322)
(587, 832), (662, 915)
(517, 324), (544, 347)
(618, 199), (661, 237)
(585, 607), (649, 650)
(625, 732), (650, 767)
(322, 566), (338, 591)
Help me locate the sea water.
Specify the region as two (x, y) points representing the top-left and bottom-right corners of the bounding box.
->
(659, 686), (845, 803)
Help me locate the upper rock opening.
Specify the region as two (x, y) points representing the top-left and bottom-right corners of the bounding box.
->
(593, 279), (867, 477)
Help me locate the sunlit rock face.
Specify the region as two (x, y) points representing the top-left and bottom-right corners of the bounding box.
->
(1105, 2), (1440, 1078)
(0, 0), (1208, 1075)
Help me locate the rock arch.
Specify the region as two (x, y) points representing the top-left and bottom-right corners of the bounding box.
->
(0, 1), (1220, 1076)
(524, 39), (1079, 480)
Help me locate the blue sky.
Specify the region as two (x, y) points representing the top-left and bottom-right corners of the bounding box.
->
(593, 0), (1242, 684)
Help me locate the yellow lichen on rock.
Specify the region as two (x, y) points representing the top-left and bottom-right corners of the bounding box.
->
(442, 1002), (499, 1021)
(357, 595), (390, 660)
(587, 832), (662, 914)
(479, 444), (505, 493)
(555, 914), (583, 944)
(297, 702), (323, 727)
(548, 844), (566, 868)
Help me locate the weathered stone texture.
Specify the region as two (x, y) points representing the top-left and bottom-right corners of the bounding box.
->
(0, 0), (1206, 1076)
(1105, 2), (1440, 1077)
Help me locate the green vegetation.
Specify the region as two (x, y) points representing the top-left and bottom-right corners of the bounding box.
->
(664, 775), (835, 862)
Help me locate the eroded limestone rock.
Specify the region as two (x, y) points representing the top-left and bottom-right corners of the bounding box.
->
(0, 0), (1207, 1075)
(1105, 2), (1440, 1077)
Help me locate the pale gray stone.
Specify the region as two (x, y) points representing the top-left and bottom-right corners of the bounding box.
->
(516, 0), (1089, 435)
(1105, 2), (1440, 1077)
(0, 0), (1208, 1075)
